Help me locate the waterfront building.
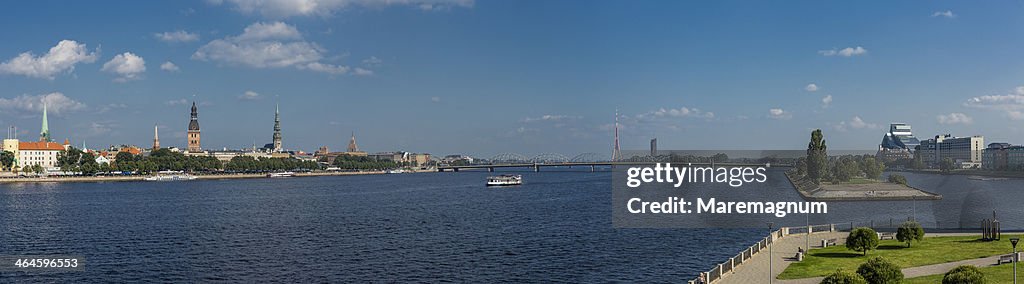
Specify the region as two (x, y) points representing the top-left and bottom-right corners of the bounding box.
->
(95, 154), (110, 165)
(187, 102), (202, 153)
(919, 134), (984, 168)
(982, 143), (1024, 170)
(18, 139), (69, 169)
(272, 104), (282, 152)
(369, 151), (431, 166)
(650, 138), (657, 157)
(2, 135), (19, 171)
(876, 123), (920, 161)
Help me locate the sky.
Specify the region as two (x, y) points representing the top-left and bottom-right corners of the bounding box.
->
(2, 1), (1024, 158)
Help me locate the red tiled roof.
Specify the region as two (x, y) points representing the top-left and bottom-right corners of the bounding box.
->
(19, 141), (66, 151)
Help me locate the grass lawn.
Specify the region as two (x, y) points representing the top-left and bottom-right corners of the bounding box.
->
(905, 262), (1017, 283)
(778, 235), (1020, 279)
(841, 178), (880, 184)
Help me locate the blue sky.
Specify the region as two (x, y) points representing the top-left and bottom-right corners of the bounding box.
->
(1, 1), (1024, 158)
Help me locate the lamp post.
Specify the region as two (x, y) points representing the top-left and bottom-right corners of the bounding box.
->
(768, 222), (774, 284)
(1012, 237), (1019, 284)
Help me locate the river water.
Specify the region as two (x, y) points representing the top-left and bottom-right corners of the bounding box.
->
(0, 170), (1019, 282)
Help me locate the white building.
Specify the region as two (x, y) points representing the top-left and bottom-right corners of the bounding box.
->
(919, 134), (984, 168)
(18, 140), (70, 170)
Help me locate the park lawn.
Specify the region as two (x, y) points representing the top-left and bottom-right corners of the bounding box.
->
(842, 177), (880, 184)
(778, 235), (1020, 280)
(905, 262), (1016, 283)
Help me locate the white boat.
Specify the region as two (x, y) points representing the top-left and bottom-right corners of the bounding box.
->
(487, 174), (522, 186)
(144, 174), (197, 181)
(387, 169), (406, 174)
(267, 171), (296, 178)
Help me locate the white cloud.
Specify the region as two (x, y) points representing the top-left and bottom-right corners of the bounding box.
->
(193, 21), (358, 75)
(0, 92), (86, 115)
(210, 0), (474, 18)
(0, 40), (98, 79)
(522, 114), (582, 123)
(430, 96), (441, 103)
(239, 90), (261, 100)
(101, 52), (146, 82)
(931, 10), (955, 18)
(639, 106), (714, 119)
(362, 56), (382, 66)
(964, 86), (1024, 119)
(767, 108), (791, 120)
(937, 112), (973, 125)
(166, 99), (190, 106)
(848, 116), (879, 129)
(805, 83), (819, 92)
(160, 61), (180, 72)
(353, 67), (373, 76)
(821, 95), (833, 108)
(154, 30), (200, 43)
(818, 46), (868, 57)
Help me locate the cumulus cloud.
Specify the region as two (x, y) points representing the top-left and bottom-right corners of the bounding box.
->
(818, 46), (868, 57)
(0, 40), (99, 79)
(193, 21), (360, 75)
(160, 61), (180, 72)
(931, 10), (955, 18)
(154, 30), (200, 43)
(210, 0), (474, 18)
(362, 56), (382, 66)
(805, 83), (819, 92)
(166, 99), (190, 106)
(767, 108), (791, 120)
(102, 52), (146, 82)
(0, 92), (86, 115)
(821, 95), (833, 108)
(963, 86), (1024, 119)
(937, 112), (973, 125)
(238, 90), (261, 100)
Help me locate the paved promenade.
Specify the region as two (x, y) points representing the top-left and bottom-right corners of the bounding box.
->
(716, 232), (1005, 284)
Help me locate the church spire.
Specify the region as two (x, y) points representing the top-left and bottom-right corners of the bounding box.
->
(347, 131), (359, 152)
(40, 102), (50, 142)
(272, 103), (282, 152)
(153, 124), (160, 150)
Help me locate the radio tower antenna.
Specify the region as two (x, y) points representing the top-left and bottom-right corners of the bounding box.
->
(612, 109), (621, 162)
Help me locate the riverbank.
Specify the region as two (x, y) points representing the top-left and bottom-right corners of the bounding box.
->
(894, 168), (1024, 179)
(0, 170), (402, 184)
(785, 171), (941, 201)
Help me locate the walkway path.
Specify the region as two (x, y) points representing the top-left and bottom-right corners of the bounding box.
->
(717, 233), (1006, 284)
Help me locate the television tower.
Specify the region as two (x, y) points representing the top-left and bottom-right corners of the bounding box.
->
(612, 109), (621, 161)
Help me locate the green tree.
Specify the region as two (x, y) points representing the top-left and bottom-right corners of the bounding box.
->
(56, 147), (84, 173)
(887, 174), (907, 185)
(846, 227), (879, 256)
(941, 265), (985, 284)
(856, 257), (903, 284)
(0, 150), (14, 171)
(807, 129), (828, 183)
(79, 152), (99, 175)
(940, 157), (955, 173)
(896, 221), (925, 248)
(861, 156), (885, 180)
(911, 145), (924, 169)
(832, 156), (860, 183)
(821, 269), (867, 284)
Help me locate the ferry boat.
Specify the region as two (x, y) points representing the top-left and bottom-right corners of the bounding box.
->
(144, 174), (197, 181)
(267, 171), (296, 178)
(486, 174), (522, 186)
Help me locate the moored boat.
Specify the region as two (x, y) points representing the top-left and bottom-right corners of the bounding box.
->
(267, 171), (296, 178)
(144, 174), (197, 181)
(487, 174), (522, 186)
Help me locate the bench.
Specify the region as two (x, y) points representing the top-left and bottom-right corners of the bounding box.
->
(878, 232), (895, 240)
(999, 254), (1015, 265)
(821, 238), (838, 247)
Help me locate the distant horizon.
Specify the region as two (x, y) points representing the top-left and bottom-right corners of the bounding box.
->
(2, 1), (1023, 157)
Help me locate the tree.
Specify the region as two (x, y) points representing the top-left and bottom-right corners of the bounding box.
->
(895, 221), (925, 248)
(807, 129), (828, 183)
(911, 145), (924, 170)
(941, 265), (985, 284)
(861, 156), (885, 180)
(940, 157), (955, 173)
(846, 227), (879, 256)
(821, 269), (867, 284)
(0, 150), (14, 171)
(855, 257), (903, 284)
(887, 174), (907, 185)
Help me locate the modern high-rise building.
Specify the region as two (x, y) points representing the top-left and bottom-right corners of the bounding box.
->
(918, 134), (984, 168)
(612, 110), (621, 161)
(650, 138), (657, 157)
(877, 123), (921, 161)
(187, 102), (202, 153)
(272, 104), (282, 152)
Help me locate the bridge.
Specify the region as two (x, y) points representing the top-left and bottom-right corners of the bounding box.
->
(436, 153), (791, 172)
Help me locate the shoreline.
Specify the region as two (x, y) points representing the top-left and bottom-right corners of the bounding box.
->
(0, 170), (418, 184)
(784, 171), (942, 201)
